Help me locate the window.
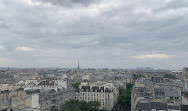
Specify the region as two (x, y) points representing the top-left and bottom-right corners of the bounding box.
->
(175, 97), (179, 99)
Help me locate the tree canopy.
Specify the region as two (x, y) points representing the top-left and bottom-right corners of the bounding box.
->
(50, 106), (58, 111)
(61, 100), (106, 111)
(118, 83), (133, 105)
(164, 74), (176, 79)
(71, 82), (81, 89)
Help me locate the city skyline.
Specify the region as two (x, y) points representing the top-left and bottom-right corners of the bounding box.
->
(0, 0), (188, 69)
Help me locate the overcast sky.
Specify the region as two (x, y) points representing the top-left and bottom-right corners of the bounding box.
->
(0, 0), (188, 69)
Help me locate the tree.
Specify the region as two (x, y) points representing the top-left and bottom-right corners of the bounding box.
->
(118, 84), (132, 105)
(164, 74), (176, 79)
(71, 82), (81, 89)
(61, 100), (105, 111)
(50, 106), (59, 111)
(126, 83), (133, 90)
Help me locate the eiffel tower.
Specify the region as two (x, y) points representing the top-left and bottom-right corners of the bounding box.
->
(77, 60), (80, 74)
(77, 60), (80, 69)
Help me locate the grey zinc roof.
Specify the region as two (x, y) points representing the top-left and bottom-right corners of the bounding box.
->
(184, 67), (188, 71)
(168, 105), (180, 110)
(137, 101), (169, 111)
(144, 79), (153, 89)
(150, 102), (167, 110)
(182, 91), (188, 97)
(165, 87), (179, 97)
(108, 74), (132, 78)
(136, 99), (150, 111)
(26, 89), (40, 95)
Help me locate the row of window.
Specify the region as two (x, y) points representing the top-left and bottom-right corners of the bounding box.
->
(42, 85), (54, 87)
(81, 89), (105, 92)
(80, 92), (110, 97)
(80, 97), (111, 106)
(170, 97), (179, 99)
(80, 97), (110, 101)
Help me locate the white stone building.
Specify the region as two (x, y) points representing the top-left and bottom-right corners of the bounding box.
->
(76, 82), (119, 111)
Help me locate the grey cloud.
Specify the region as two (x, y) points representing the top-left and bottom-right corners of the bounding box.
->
(0, 23), (9, 29)
(153, 0), (188, 12)
(0, 18), (15, 29)
(0, 0), (188, 69)
(37, 0), (99, 7)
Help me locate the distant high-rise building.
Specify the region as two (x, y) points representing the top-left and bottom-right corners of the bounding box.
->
(182, 67), (188, 79)
(76, 82), (119, 111)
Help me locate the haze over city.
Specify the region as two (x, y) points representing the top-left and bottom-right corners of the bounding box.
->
(0, 0), (188, 69)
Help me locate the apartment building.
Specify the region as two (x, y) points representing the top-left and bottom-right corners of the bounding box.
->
(182, 68), (188, 79)
(76, 82), (119, 111)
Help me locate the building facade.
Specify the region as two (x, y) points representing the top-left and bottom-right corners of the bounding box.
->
(182, 68), (188, 79)
(76, 82), (119, 111)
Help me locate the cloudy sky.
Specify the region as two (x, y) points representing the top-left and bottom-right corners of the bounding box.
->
(0, 0), (188, 69)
